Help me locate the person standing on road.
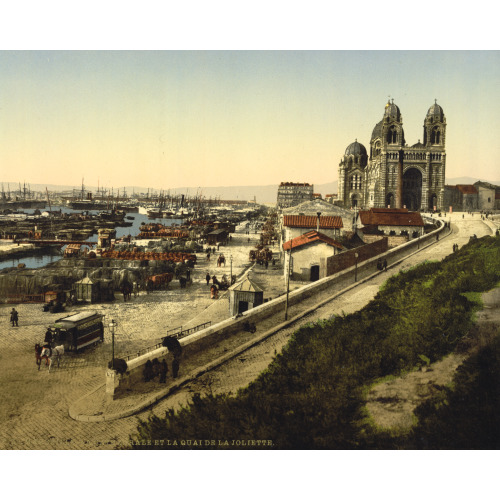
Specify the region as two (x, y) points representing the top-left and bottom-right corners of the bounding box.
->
(205, 272), (210, 286)
(44, 328), (53, 344)
(10, 308), (18, 327)
(383, 259), (387, 272)
(172, 358), (180, 379)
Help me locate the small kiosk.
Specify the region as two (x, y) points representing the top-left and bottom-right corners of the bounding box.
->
(229, 277), (264, 316)
(75, 276), (99, 303)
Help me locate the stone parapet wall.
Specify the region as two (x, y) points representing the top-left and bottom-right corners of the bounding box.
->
(326, 238), (388, 276)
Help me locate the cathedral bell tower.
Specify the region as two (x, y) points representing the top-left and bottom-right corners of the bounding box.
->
(381, 99), (405, 148)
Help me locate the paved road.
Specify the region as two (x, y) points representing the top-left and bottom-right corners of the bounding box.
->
(0, 214), (493, 449)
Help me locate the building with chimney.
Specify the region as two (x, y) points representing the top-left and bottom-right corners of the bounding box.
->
(338, 100), (447, 211)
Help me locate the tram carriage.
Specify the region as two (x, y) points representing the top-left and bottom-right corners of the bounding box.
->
(49, 311), (105, 352)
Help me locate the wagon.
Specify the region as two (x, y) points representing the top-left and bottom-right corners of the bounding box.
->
(49, 311), (105, 352)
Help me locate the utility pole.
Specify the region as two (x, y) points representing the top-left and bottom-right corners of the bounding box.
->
(284, 238), (293, 320)
(109, 319), (117, 369)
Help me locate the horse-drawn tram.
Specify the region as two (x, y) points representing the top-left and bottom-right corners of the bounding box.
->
(49, 311), (104, 351)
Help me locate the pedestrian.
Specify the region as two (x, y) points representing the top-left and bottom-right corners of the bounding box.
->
(143, 360), (154, 382)
(44, 327), (53, 344)
(217, 243), (220, 251)
(172, 358), (180, 379)
(159, 359), (168, 383)
(265, 260), (268, 269)
(10, 308), (18, 327)
(186, 269), (190, 281)
(205, 272), (210, 286)
(383, 259), (387, 272)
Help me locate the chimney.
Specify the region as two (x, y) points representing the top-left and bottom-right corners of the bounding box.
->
(316, 212), (321, 232)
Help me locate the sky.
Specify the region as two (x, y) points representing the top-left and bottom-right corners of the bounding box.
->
(0, 21), (499, 194)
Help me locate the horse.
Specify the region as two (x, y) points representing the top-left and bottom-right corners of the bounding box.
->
(37, 344), (65, 372)
(121, 282), (133, 302)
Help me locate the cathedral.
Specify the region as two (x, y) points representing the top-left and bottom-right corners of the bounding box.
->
(338, 100), (446, 211)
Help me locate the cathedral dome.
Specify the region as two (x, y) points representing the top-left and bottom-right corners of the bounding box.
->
(345, 140), (367, 156)
(384, 100), (401, 120)
(427, 101), (444, 120)
(371, 120), (383, 141)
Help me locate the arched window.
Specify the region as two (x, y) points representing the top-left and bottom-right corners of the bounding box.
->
(431, 126), (441, 145)
(387, 126), (397, 144)
(349, 174), (362, 190)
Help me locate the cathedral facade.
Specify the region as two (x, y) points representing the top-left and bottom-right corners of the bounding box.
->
(338, 100), (446, 211)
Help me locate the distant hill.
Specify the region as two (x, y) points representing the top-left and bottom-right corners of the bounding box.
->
(446, 176), (500, 186)
(3, 177), (498, 205)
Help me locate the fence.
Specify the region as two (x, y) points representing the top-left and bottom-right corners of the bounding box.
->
(122, 321), (212, 362)
(5, 294), (45, 304)
(166, 321), (211, 339)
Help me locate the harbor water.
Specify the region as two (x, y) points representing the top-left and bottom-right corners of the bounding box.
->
(0, 207), (184, 270)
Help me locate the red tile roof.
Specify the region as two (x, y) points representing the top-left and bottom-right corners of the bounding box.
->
(359, 209), (424, 227)
(370, 208), (409, 213)
(456, 185), (478, 194)
(283, 215), (343, 229)
(282, 230), (343, 251)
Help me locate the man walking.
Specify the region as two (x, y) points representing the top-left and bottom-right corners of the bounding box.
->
(10, 308), (18, 327)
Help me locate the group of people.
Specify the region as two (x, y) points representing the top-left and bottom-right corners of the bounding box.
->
(376, 258), (388, 272)
(206, 273), (232, 299)
(205, 245), (220, 261)
(143, 358), (169, 383)
(452, 243), (459, 252)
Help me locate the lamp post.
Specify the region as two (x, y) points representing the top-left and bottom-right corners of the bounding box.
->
(109, 319), (117, 369)
(284, 238), (293, 321)
(354, 252), (359, 282)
